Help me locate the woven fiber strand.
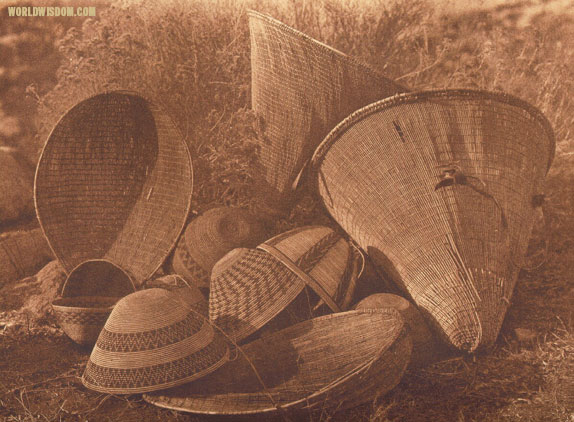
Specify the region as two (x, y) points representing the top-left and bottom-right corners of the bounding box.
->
(144, 309), (411, 416)
(355, 293), (441, 368)
(35, 91), (193, 285)
(171, 207), (269, 288)
(0, 228), (53, 286)
(312, 89), (555, 352)
(259, 225), (363, 310)
(51, 296), (117, 346)
(82, 288), (228, 394)
(248, 11), (407, 207)
(61, 259), (135, 298)
(145, 274), (208, 316)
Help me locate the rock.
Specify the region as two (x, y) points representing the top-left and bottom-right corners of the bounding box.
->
(19, 260), (66, 320)
(514, 327), (537, 342)
(0, 228), (54, 287)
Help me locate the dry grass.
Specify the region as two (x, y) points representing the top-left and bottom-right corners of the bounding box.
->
(0, 0), (573, 421)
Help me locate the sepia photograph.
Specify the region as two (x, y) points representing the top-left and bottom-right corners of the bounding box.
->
(0, 0), (572, 420)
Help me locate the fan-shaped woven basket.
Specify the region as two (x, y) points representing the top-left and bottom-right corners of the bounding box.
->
(248, 10), (406, 208)
(82, 288), (229, 394)
(144, 309), (411, 416)
(171, 207), (270, 288)
(35, 91), (193, 286)
(312, 89), (555, 352)
(52, 296), (117, 346)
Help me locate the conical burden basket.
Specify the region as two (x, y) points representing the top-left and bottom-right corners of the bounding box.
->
(35, 91), (193, 285)
(312, 89), (555, 352)
(144, 309), (411, 416)
(249, 10), (406, 207)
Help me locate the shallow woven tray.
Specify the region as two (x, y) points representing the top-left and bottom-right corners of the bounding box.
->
(144, 309), (411, 416)
(35, 91), (193, 285)
(249, 10), (406, 207)
(312, 89), (555, 352)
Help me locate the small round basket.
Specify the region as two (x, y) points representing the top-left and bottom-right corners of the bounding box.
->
(52, 296), (118, 346)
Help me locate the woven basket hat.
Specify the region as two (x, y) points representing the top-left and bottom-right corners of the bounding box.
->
(248, 11), (407, 209)
(171, 207), (270, 288)
(144, 274), (208, 316)
(35, 91), (193, 286)
(210, 226), (362, 342)
(144, 309), (411, 416)
(312, 89), (555, 352)
(82, 288), (229, 394)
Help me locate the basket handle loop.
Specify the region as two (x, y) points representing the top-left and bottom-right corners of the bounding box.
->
(434, 165), (507, 229)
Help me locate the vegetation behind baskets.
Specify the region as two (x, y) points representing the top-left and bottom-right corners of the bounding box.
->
(1, 0), (573, 421)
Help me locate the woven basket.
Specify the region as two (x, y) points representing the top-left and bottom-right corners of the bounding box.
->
(52, 296), (118, 346)
(35, 91), (193, 286)
(82, 288), (229, 394)
(144, 309), (411, 416)
(248, 11), (406, 208)
(210, 226), (362, 342)
(171, 207), (270, 288)
(145, 274), (208, 316)
(0, 227), (53, 286)
(312, 89), (555, 352)
(61, 259), (135, 298)
(355, 293), (440, 368)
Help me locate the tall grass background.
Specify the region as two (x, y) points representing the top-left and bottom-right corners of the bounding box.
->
(30, 0), (574, 217)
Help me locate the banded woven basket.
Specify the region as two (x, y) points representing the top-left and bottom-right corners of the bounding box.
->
(249, 10), (406, 208)
(35, 91), (193, 286)
(53, 259), (134, 346)
(52, 296), (117, 346)
(144, 309), (411, 416)
(312, 89), (555, 352)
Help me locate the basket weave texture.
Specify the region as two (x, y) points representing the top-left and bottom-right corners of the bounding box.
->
(82, 288), (228, 394)
(61, 259), (135, 298)
(210, 226), (361, 342)
(312, 89), (555, 352)
(35, 91), (193, 285)
(171, 207), (269, 288)
(144, 309), (411, 416)
(51, 296), (117, 346)
(248, 11), (406, 205)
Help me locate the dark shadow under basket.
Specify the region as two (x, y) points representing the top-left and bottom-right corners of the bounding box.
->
(144, 309), (411, 416)
(311, 89), (555, 353)
(52, 296), (118, 346)
(248, 10), (407, 207)
(35, 91), (193, 286)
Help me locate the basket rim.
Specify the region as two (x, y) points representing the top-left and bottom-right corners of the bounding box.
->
(52, 295), (119, 310)
(247, 10), (409, 92)
(310, 88), (556, 173)
(34, 89), (194, 284)
(144, 308), (406, 415)
(60, 258), (137, 297)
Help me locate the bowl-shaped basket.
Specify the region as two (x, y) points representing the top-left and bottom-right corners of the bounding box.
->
(248, 10), (406, 209)
(35, 91), (193, 286)
(52, 296), (118, 346)
(144, 309), (411, 416)
(312, 89), (555, 352)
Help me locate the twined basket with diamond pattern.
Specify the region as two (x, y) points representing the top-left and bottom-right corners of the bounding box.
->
(35, 91), (193, 286)
(249, 10), (406, 208)
(312, 89), (555, 352)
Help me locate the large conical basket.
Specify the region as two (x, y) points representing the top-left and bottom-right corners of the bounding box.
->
(35, 91), (193, 285)
(311, 89), (555, 352)
(248, 10), (406, 208)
